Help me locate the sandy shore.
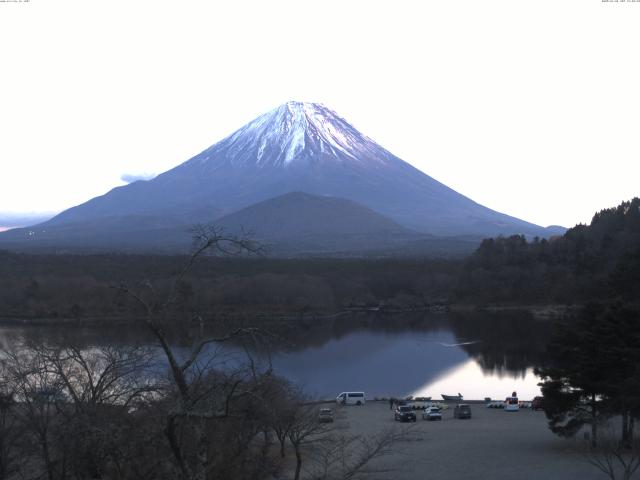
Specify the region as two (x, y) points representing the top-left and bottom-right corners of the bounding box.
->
(331, 401), (602, 480)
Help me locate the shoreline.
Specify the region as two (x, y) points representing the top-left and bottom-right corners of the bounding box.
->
(316, 398), (537, 405)
(0, 303), (575, 327)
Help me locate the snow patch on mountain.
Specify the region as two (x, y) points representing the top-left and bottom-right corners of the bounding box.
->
(196, 101), (394, 168)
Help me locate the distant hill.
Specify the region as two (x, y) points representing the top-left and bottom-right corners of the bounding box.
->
(216, 191), (409, 252)
(215, 192), (480, 256)
(217, 191), (408, 238)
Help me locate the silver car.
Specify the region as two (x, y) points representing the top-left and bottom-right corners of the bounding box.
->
(422, 406), (442, 421)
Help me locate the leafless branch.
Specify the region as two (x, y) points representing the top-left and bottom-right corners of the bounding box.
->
(584, 427), (640, 480)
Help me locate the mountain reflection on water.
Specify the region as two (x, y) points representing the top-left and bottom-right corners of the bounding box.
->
(255, 311), (550, 399)
(0, 311), (552, 400)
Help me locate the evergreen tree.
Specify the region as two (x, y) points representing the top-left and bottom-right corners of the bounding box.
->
(536, 304), (610, 446)
(537, 304), (640, 447)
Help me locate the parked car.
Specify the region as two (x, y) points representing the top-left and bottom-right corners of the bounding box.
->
(318, 408), (334, 423)
(422, 406), (442, 421)
(531, 396), (544, 411)
(453, 404), (472, 419)
(336, 392), (366, 406)
(394, 405), (417, 422)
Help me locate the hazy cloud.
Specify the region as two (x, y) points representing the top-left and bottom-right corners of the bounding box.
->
(121, 173), (157, 184)
(0, 212), (56, 227)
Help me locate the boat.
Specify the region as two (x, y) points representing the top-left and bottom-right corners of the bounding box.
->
(441, 393), (463, 402)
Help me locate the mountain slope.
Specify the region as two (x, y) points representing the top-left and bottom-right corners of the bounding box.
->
(0, 101), (562, 252)
(0, 192), (479, 256)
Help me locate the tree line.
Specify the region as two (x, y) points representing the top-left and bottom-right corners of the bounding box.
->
(457, 197), (640, 305)
(0, 252), (459, 323)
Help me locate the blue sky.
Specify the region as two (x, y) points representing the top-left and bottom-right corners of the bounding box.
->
(1, 0), (639, 228)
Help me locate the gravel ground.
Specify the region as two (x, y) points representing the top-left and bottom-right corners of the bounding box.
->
(334, 401), (603, 480)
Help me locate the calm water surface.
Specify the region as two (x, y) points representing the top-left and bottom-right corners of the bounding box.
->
(0, 311), (551, 401)
(263, 329), (542, 400)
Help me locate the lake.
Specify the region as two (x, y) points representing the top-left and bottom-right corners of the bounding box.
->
(0, 310), (552, 401)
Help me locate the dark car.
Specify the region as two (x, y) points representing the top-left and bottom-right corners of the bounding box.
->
(318, 408), (334, 423)
(453, 404), (472, 419)
(531, 396), (544, 411)
(394, 405), (416, 422)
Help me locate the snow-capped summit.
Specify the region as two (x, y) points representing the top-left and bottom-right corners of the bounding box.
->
(191, 101), (393, 169)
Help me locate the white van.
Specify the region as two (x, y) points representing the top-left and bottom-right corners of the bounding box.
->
(336, 392), (366, 405)
(505, 395), (519, 412)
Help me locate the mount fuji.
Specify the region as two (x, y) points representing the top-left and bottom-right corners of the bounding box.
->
(0, 101), (563, 254)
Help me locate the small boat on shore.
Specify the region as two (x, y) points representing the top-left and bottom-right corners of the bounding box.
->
(441, 393), (463, 402)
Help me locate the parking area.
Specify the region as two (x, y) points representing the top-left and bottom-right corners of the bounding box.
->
(333, 401), (602, 480)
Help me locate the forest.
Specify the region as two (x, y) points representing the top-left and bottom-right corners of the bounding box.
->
(1, 198), (639, 325)
(457, 197), (640, 306)
(0, 253), (459, 324)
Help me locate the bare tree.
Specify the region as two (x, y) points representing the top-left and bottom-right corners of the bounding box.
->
(42, 344), (157, 410)
(264, 378), (299, 458)
(282, 397), (412, 480)
(585, 425), (640, 480)
(1, 341), (164, 480)
(306, 427), (413, 480)
(3, 345), (66, 480)
(44, 344), (157, 479)
(0, 367), (20, 480)
(287, 404), (332, 480)
(114, 225), (271, 480)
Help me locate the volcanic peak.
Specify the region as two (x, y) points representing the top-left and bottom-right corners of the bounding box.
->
(195, 101), (393, 169)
